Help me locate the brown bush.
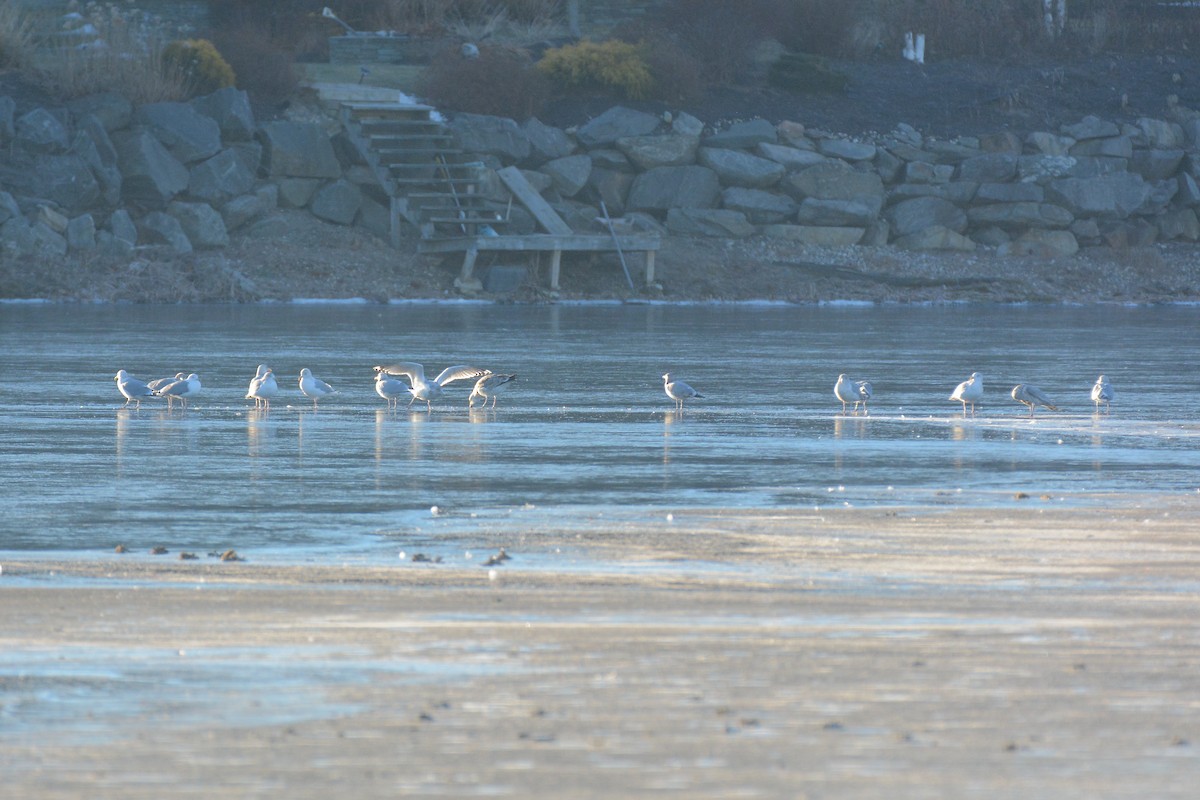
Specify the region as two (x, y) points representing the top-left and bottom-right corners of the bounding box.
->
(637, 0), (791, 84)
(212, 28), (299, 110)
(419, 44), (549, 118)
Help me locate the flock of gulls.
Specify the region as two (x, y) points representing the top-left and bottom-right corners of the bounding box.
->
(112, 363), (518, 413)
(115, 365), (1115, 418)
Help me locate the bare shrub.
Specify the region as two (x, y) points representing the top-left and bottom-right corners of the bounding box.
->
(420, 43), (549, 118)
(640, 0), (791, 84)
(30, 6), (193, 103)
(0, 2), (34, 69)
(211, 28), (299, 110)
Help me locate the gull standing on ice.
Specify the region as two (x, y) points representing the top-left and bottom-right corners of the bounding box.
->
(373, 363), (488, 411)
(662, 373), (703, 411)
(374, 369), (410, 411)
(158, 373), (201, 410)
(1011, 384), (1059, 417)
(298, 368), (336, 409)
(469, 372), (517, 409)
(246, 364), (279, 410)
(834, 374), (873, 415)
(950, 372), (983, 417)
(147, 372), (185, 393)
(113, 370), (155, 409)
(1091, 375), (1113, 413)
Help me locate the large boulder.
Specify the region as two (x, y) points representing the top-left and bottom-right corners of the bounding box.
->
(257, 121), (342, 179)
(522, 117), (575, 161)
(817, 138), (876, 161)
(957, 152), (1018, 182)
(1062, 115), (1119, 141)
(1069, 135), (1132, 159)
(0, 190), (19, 225)
(309, 179), (362, 225)
(541, 154), (592, 197)
(222, 192), (270, 232)
(722, 187), (796, 224)
(188, 148), (258, 202)
(584, 168), (634, 215)
(137, 211), (192, 254)
(135, 102), (222, 164)
(114, 129), (190, 209)
(665, 208), (756, 237)
(966, 202), (1074, 230)
(704, 118), (776, 149)
(449, 113), (530, 162)
(893, 224), (975, 251)
(0, 152), (101, 215)
(697, 147), (785, 188)
(1046, 173), (1153, 218)
(15, 108), (70, 153)
(795, 197), (877, 227)
(615, 134), (698, 170)
(167, 200), (229, 248)
(1131, 149), (1185, 181)
(997, 229), (1079, 257)
(191, 87), (255, 142)
(66, 92), (132, 132)
(783, 161), (885, 215)
(974, 182), (1044, 204)
(627, 165), (720, 212)
(66, 213), (96, 251)
(756, 142), (827, 169)
(1137, 117), (1185, 148)
(886, 196), (967, 236)
(72, 115), (122, 206)
(575, 106), (661, 148)
(1158, 208), (1200, 240)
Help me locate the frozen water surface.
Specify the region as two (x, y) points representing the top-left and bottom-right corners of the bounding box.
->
(1, 303), (1197, 561)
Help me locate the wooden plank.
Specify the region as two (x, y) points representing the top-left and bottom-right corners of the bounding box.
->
(418, 234), (660, 253)
(496, 166), (574, 236)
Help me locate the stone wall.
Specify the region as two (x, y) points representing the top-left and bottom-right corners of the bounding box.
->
(445, 104), (1200, 257)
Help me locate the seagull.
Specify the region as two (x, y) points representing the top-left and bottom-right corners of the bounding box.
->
(157, 373), (201, 410)
(1091, 375), (1113, 413)
(663, 372), (703, 411)
(950, 372), (983, 417)
(246, 365), (278, 410)
(1011, 384), (1059, 417)
(299, 368), (336, 410)
(374, 369), (409, 411)
(373, 362), (488, 411)
(834, 374), (872, 415)
(147, 372), (185, 392)
(113, 370), (155, 409)
(469, 372), (517, 409)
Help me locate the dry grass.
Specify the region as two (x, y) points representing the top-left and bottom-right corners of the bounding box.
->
(0, 1), (35, 68)
(28, 5), (194, 103)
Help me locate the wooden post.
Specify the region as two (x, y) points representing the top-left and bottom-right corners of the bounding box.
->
(644, 250), (656, 285)
(389, 197), (401, 249)
(461, 247), (479, 281)
(549, 249), (562, 290)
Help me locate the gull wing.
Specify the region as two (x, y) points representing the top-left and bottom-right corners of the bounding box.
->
(435, 365), (489, 387)
(379, 362), (425, 384)
(1025, 385), (1058, 410)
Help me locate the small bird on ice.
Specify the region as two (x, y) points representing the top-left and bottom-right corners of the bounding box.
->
(298, 368), (336, 409)
(834, 374), (873, 415)
(1010, 384), (1059, 418)
(663, 372), (703, 411)
(468, 372), (517, 409)
(1091, 375), (1113, 413)
(246, 364), (278, 410)
(950, 372), (983, 417)
(113, 370), (155, 409)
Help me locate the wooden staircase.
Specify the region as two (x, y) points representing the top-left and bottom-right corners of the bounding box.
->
(339, 102), (507, 247)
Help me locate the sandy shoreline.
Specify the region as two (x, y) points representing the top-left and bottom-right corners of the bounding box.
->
(4, 503), (1200, 798)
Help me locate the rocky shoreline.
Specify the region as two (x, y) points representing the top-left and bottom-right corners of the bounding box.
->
(1, 76), (1198, 304)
